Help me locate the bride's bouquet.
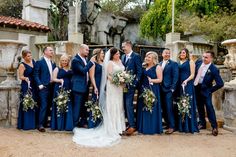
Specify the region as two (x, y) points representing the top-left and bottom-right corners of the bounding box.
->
(22, 89), (37, 112)
(85, 100), (102, 123)
(53, 88), (71, 117)
(139, 87), (156, 113)
(111, 70), (135, 88)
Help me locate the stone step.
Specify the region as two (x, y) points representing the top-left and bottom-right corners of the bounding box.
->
(206, 119), (224, 129)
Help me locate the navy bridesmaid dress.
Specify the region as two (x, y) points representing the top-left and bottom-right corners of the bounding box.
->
(88, 62), (102, 128)
(17, 61), (37, 130)
(51, 68), (73, 131)
(178, 60), (199, 133)
(137, 65), (163, 134)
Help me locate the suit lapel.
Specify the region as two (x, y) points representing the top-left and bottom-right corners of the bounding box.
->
(42, 58), (50, 74)
(76, 54), (85, 66)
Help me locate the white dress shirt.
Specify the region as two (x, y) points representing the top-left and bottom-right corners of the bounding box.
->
(198, 62), (211, 84)
(44, 56), (53, 79)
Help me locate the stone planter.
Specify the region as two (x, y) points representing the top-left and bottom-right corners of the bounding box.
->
(0, 40), (26, 127)
(222, 39), (236, 133)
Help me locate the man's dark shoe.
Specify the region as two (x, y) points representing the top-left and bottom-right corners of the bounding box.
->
(212, 128), (218, 136)
(38, 127), (46, 132)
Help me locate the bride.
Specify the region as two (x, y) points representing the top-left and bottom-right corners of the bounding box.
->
(73, 47), (126, 147)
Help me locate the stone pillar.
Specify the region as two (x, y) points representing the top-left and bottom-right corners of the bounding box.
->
(165, 32), (181, 61)
(221, 39), (236, 133)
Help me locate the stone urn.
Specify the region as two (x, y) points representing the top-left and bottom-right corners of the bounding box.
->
(221, 39), (236, 133)
(0, 40), (26, 86)
(0, 40), (26, 127)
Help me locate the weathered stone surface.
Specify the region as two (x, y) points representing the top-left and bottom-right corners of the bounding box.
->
(0, 86), (20, 127)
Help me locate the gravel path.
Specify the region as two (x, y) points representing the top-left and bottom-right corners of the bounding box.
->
(0, 127), (235, 157)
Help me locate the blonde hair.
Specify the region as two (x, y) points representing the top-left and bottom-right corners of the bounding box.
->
(146, 51), (158, 65)
(59, 54), (71, 69)
(92, 48), (103, 62)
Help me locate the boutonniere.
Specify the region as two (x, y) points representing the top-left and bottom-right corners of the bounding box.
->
(207, 69), (211, 74)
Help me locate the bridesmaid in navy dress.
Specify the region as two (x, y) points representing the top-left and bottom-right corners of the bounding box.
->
(17, 50), (37, 130)
(51, 54), (73, 131)
(88, 48), (104, 128)
(137, 51), (163, 134)
(177, 48), (199, 133)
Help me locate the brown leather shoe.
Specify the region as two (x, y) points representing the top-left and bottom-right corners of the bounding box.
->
(165, 128), (174, 135)
(38, 127), (46, 132)
(124, 127), (136, 136)
(212, 128), (218, 136)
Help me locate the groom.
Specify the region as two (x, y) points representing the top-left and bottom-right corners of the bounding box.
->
(121, 40), (142, 135)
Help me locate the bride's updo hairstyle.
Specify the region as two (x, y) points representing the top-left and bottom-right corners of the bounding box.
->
(109, 47), (118, 60)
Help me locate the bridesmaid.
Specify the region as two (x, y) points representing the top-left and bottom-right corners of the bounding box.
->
(177, 48), (199, 133)
(51, 54), (73, 131)
(137, 51), (163, 134)
(17, 50), (37, 130)
(88, 48), (104, 128)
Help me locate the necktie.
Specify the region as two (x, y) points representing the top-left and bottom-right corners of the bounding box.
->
(194, 65), (205, 86)
(125, 55), (129, 64)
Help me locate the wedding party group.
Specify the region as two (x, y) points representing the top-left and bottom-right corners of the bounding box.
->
(17, 40), (224, 147)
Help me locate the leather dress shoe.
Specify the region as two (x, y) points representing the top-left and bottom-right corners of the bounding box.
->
(165, 128), (174, 135)
(38, 127), (46, 132)
(124, 127), (136, 136)
(212, 128), (218, 136)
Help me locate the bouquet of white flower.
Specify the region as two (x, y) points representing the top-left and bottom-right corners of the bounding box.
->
(177, 85), (191, 121)
(85, 100), (102, 123)
(139, 87), (156, 113)
(111, 70), (135, 88)
(53, 88), (71, 117)
(22, 90), (37, 112)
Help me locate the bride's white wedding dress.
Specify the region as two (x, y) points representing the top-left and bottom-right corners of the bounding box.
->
(73, 51), (126, 147)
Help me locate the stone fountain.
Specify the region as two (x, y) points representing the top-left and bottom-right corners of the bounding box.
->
(222, 39), (236, 133)
(0, 40), (26, 127)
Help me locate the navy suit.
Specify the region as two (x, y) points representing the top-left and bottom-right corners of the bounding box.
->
(195, 61), (224, 129)
(160, 59), (179, 129)
(71, 54), (94, 127)
(34, 57), (56, 128)
(122, 52), (142, 128)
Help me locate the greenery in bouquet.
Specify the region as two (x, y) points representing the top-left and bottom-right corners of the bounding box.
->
(22, 90), (37, 112)
(139, 88), (156, 113)
(177, 94), (191, 122)
(85, 100), (103, 123)
(111, 70), (135, 87)
(53, 88), (71, 117)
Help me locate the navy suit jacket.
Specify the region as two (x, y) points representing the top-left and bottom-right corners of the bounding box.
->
(34, 57), (56, 87)
(195, 61), (224, 97)
(121, 52), (142, 88)
(160, 59), (179, 92)
(71, 54), (94, 93)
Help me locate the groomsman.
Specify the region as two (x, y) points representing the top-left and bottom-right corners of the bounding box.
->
(121, 40), (142, 135)
(194, 50), (224, 136)
(71, 44), (94, 128)
(160, 48), (179, 134)
(34, 46), (56, 132)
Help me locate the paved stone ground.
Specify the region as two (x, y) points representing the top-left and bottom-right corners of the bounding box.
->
(0, 127), (235, 157)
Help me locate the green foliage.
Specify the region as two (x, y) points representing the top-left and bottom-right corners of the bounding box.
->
(0, 0), (23, 18)
(140, 0), (236, 41)
(48, 0), (74, 41)
(176, 12), (236, 42)
(100, 0), (145, 21)
(139, 0), (172, 39)
(176, 0), (219, 16)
